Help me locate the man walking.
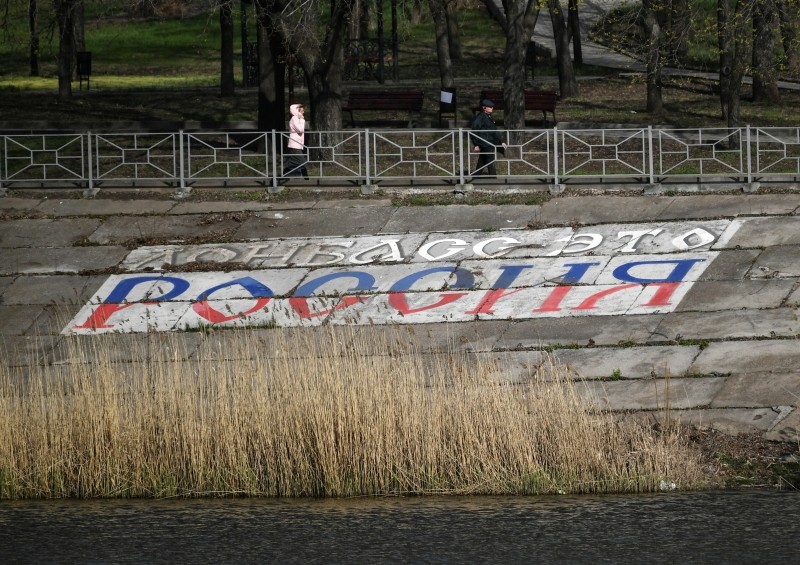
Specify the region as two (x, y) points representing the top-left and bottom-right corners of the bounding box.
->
(470, 99), (507, 178)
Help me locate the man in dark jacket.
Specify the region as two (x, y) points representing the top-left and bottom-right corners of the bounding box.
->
(470, 99), (507, 177)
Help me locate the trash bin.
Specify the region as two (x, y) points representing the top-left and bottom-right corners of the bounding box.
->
(439, 87), (457, 127)
(76, 51), (91, 90)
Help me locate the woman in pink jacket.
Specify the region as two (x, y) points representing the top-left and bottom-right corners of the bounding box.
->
(284, 103), (309, 179)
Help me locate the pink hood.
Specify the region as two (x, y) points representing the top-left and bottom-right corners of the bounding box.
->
(290, 104), (303, 117)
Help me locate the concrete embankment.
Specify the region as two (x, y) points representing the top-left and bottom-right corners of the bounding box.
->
(1, 189), (798, 443)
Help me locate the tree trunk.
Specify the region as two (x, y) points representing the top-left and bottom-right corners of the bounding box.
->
(481, 0), (506, 30)
(220, 0), (235, 97)
(429, 0), (454, 89)
(444, 0), (463, 62)
(265, 0), (349, 132)
(255, 7), (285, 132)
(567, 0), (581, 65)
(74, 0), (85, 53)
(775, 0), (797, 62)
(724, 0), (755, 126)
(642, 0), (663, 114)
(502, 0), (540, 132)
(29, 0), (39, 77)
(718, 0), (734, 120)
(55, 0), (77, 99)
(752, 0), (780, 103)
(668, 0), (690, 59)
(548, 0), (578, 99)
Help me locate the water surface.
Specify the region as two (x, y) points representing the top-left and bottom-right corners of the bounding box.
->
(2, 491), (798, 563)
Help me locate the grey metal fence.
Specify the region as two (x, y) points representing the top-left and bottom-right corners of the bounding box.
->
(2, 126), (799, 195)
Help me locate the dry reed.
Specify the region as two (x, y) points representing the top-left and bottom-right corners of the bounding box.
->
(0, 326), (708, 499)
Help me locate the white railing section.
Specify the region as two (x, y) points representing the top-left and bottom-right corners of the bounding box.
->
(2, 126), (799, 195)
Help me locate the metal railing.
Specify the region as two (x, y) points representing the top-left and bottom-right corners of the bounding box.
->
(2, 126), (799, 195)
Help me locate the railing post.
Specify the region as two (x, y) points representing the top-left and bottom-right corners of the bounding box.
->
(553, 125), (560, 186)
(83, 132), (98, 197)
(459, 128), (465, 185)
(365, 129), (371, 185)
(453, 128), (472, 193)
(176, 130), (189, 198)
(0, 134), (5, 195)
(269, 129), (280, 193)
(648, 125), (655, 185)
(746, 125), (752, 184)
(362, 129), (376, 194)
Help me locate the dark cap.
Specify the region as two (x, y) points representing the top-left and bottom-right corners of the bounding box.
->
(481, 99), (495, 108)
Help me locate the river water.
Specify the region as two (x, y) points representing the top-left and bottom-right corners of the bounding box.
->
(2, 490), (798, 564)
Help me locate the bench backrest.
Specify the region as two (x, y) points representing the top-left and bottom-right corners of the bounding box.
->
(479, 89), (558, 111)
(345, 90), (425, 110)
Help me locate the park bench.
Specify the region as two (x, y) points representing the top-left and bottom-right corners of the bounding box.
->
(343, 90), (425, 127)
(479, 89), (559, 126)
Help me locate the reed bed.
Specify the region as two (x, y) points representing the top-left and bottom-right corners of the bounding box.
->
(0, 327), (708, 499)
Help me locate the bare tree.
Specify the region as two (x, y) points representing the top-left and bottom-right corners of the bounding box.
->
(775, 0), (797, 64)
(718, 0), (755, 125)
(74, 0), (84, 53)
(220, 0), (235, 96)
(547, 0), (577, 98)
(257, 0), (352, 132)
(641, 0), (665, 114)
(429, 0), (454, 89)
(444, 0), (462, 62)
(567, 0), (581, 65)
(254, 1), (287, 132)
(501, 0), (540, 130)
(752, 0), (779, 103)
(29, 0), (39, 76)
(54, 0), (78, 99)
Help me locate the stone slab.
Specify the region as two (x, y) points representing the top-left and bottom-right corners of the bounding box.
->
(710, 373), (800, 408)
(48, 332), (202, 366)
(656, 194), (800, 220)
(578, 376), (726, 410)
(23, 304), (77, 336)
(35, 199), (175, 217)
(0, 197), (42, 212)
(677, 279), (795, 311)
(698, 249), (759, 281)
(88, 214), (247, 245)
(403, 320), (511, 353)
(550, 345), (699, 379)
(1, 274), (106, 305)
(0, 275), (15, 299)
(719, 216), (800, 248)
(689, 339), (800, 375)
(169, 201), (281, 215)
(750, 245), (800, 278)
(381, 205), (538, 233)
(647, 407), (790, 436)
(0, 246), (129, 275)
(764, 407), (800, 443)
(788, 286), (800, 307)
(0, 335), (60, 367)
(312, 199), (393, 209)
(538, 196), (673, 225)
(497, 314), (664, 348)
(234, 207), (397, 239)
(0, 218), (103, 247)
(0, 304), (47, 335)
(654, 308), (800, 341)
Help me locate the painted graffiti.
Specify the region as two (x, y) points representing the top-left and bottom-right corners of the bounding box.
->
(64, 220), (741, 334)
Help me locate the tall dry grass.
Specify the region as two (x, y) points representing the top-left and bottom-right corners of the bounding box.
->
(0, 327), (709, 499)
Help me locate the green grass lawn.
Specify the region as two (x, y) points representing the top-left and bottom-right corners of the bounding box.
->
(1, 1), (799, 128)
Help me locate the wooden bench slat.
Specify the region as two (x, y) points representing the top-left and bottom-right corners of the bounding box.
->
(343, 90), (425, 127)
(479, 89), (559, 125)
